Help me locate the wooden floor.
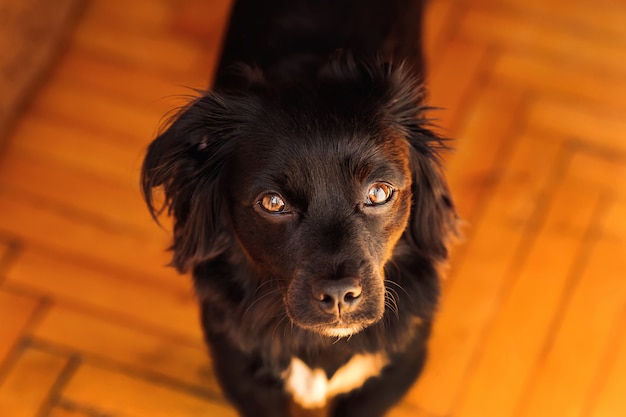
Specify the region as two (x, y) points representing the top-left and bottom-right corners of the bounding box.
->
(1, 0), (625, 416)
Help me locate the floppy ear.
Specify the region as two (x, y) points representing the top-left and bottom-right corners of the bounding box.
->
(384, 64), (459, 262)
(141, 93), (241, 273)
(406, 134), (458, 262)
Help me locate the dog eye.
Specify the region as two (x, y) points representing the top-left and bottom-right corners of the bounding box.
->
(259, 193), (287, 213)
(366, 183), (394, 206)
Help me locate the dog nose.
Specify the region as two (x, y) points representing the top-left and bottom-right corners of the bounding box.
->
(313, 278), (362, 315)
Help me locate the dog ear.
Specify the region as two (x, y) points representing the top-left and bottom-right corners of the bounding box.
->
(406, 138), (458, 262)
(141, 93), (242, 273)
(384, 64), (459, 262)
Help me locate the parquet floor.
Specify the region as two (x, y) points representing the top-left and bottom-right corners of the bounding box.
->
(1, 0), (625, 416)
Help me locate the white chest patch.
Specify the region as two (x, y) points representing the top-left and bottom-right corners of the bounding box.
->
(282, 353), (388, 409)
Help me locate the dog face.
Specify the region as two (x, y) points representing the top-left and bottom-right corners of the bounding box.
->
(141, 57), (456, 338)
(226, 113), (414, 336)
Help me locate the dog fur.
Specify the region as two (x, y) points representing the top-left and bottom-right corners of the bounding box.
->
(141, 0), (457, 416)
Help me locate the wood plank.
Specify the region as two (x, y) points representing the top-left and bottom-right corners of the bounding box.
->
(527, 97), (626, 154)
(31, 306), (217, 390)
(0, 290), (40, 364)
(447, 82), (526, 221)
(81, 0), (173, 32)
(461, 0), (626, 41)
(454, 176), (602, 417)
(581, 201), (626, 417)
(600, 199), (626, 244)
(0, 241), (9, 268)
(72, 21), (211, 77)
(171, 0), (232, 43)
(29, 79), (163, 144)
(388, 403), (438, 417)
(518, 224), (626, 417)
(0, 188), (177, 286)
(50, 52), (204, 112)
(48, 406), (97, 417)
(427, 37), (489, 133)
(61, 364), (238, 417)
(9, 115), (144, 188)
(491, 51), (626, 112)
(0, 348), (68, 417)
(588, 305), (626, 417)
(423, 0), (455, 66)
(406, 134), (563, 415)
(7, 249), (202, 344)
(567, 152), (626, 200)
(459, 7), (626, 76)
(0, 146), (154, 235)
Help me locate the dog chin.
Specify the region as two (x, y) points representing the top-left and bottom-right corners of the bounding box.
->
(319, 326), (364, 338)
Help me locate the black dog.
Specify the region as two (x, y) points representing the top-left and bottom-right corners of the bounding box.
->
(141, 0), (457, 415)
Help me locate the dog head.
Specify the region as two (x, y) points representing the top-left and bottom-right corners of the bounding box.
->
(141, 56), (456, 338)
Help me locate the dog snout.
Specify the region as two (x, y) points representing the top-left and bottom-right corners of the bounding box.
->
(312, 278), (362, 315)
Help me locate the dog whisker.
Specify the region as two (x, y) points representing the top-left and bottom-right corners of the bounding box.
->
(384, 295), (400, 321)
(385, 278), (414, 304)
(272, 314), (290, 340)
(241, 288), (283, 322)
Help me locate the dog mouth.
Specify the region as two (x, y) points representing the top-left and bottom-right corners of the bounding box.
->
(283, 287), (384, 337)
(285, 292), (384, 338)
